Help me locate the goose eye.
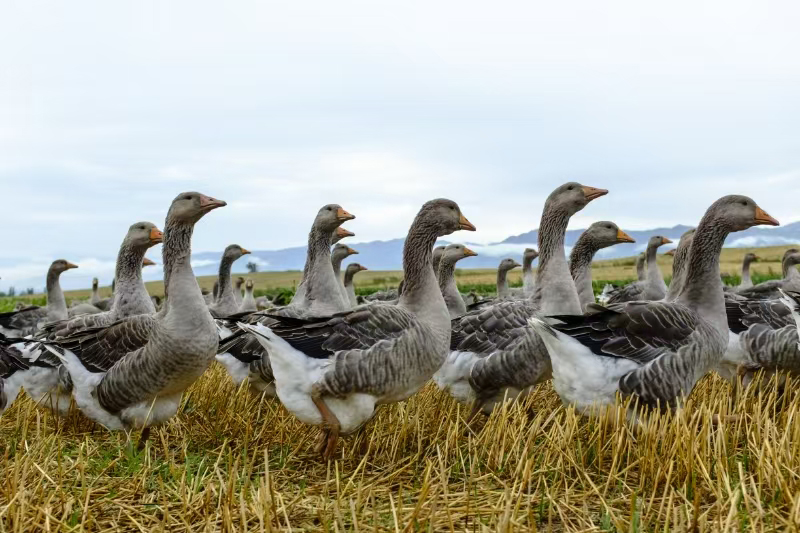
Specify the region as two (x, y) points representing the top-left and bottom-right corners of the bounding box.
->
(567, 185), (574, 190)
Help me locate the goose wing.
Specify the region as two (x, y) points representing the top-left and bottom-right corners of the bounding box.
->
(737, 280), (783, 300)
(56, 314), (157, 373)
(726, 297), (793, 334)
(0, 336), (29, 378)
(450, 299), (537, 355)
(0, 306), (46, 334)
(606, 282), (646, 304)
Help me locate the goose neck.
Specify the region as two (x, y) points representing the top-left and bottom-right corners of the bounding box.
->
(46, 268), (68, 319)
(532, 205), (582, 315)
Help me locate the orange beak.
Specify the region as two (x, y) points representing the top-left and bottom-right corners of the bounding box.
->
(65, 261), (78, 269)
(665, 249), (676, 257)
(616, 229), (636, 243)
(142, 258), (156, 266)
(754, 206), (779, 226)
(660, 237), (673, 246)
(149, 227), (164, 244)
(337, 207), (355, 221)
(582, 186), (609, 201)
(459, 213), (476, 231)
(347, 247), (358, 255)
(337, 227), (355, 238)
(464, 247), (478, 257)
(241, 248), (251, 255)
(360, 265), (369, 271)
(199, 195), (227, 210)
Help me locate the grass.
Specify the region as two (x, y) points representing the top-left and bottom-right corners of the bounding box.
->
(2, 244), (799, 530)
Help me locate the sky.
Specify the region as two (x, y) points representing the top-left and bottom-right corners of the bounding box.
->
(1, 0), (800, 291)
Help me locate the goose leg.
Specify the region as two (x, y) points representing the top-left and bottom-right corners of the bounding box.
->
(137, 427), (151, 451)
(311, 388), (340, 461)
(313, 430), (329, 454)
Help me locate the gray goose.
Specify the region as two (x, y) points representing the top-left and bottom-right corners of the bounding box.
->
(664, 228), (696, 301)
(234, 277), (245, 307)
(239, 198), (476, 460)
(606, 236), (673, 303)
(435, 183), (608, 417)
(736, 253), (760, 291)
(437, 244), (478, 318)
(0, 260), (78, 336)
(208, 245), (251, 317)
(737, 249), (800, 300)
(91, 278), (113, 311)
(531, 195), (779, 417)
(239, 279), (257, 312)
(522, 248), (539, 296)
(292, 225), (354, 306)
(17, 222), (164, 416)
(331, 243), (358, 307)
(431, 245), (447, 280)
(635, 253), (646, 281)
(51, 192), (226, 443)
(216, 205), (355, 395)
(569, 222), (636, 311)
(343, 263), (368, 307)
(495, 258), (522, 298)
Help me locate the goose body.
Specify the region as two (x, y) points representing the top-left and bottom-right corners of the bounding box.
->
(737, 249), (800, 300)
(344, 263), (368, 307)
(209, 245), (251, 317)
(530, 195), (779, 417)
(569, 222), (635, 311)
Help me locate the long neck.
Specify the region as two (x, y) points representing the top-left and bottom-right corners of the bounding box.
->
(522, 255), (536, 292)
(162, 220), (201, 314)
(496, 268), (510, 297)
(46, 268), (68, 320)
(398, 217), (448, 330)
(331, 251), (346, 277)
(293, 225), (348, 312)
(532, 205), (582, 315)
(438, 257), (466, 317)
(636, 255), (646, 281)
(113, 243), (155, 315)
(783, 256), (799, 279)
(569, 235), (599, 310)
(91, 284), (99, 300)
(677, 217), (728, 336)
(666, 237), (693, 301)
(215, 254), (237, 309)
(741, 256), (753, 285)
(646, 242), (668, 294)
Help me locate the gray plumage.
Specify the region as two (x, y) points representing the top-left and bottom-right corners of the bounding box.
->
(522, 248), (539, 295)
(239, 279), (258, 313)
(431, 245), (446, 280)
(607, 235), (672, 303)
(635, 253), (646, 281)
(737, 249), (800, 300)
(737, 253), (759, 290)
(344, 263), (368, 308)
(665, 228), (696, 301)
(569, 221), (635, 311)
(332, 243), (358, 308)
(495, 258), (521, 298)
(209, 245), (251, 317)
(437, 244), (478, 318)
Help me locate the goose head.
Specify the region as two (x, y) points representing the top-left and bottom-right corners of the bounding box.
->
(586, 221), (636, 248)
(549, 182), (608, 216)
(708, 195), (779, 232)
(92, 278), (99, 290)
(168, 192), (226, 223)
(50, 259), (78, 274)
(124, 221), (164, 251)
(418, 198), (476, 237)
(498, 258), (521, 272)
(743, 252), (759, 263)
(332, 226), (355, 244)
(317, 204), (355, 234)
(345, 263), (369, 277)
(442, 243), (478, 264)
(332, 243), (358, 262)
(223, 244), (251, 263)
(245, 279), (255, 291)
(523, 247), (539, 263)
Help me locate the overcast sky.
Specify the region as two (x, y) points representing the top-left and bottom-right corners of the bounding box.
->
(2, 0), (800, 291)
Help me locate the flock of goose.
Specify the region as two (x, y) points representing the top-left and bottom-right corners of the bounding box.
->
(1, 186), (799, 461)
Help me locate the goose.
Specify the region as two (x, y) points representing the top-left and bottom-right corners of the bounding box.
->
(436, 183), (608, 417)
(522, 248), (539, 295)
(216, 205), (355, 395)
(68, 301), (104, 317)
(208, 245), (251, 317)
(16, 222), (164, 415)
(331, 243), (358, 307)
(212, 280), (220, 304)
(239, 198), (476, 460)
(569, 222), (636, 311)
(606, 236), (673, 303)
(432, 245), (447, 280)
(737, 249), (800, 300)
(332, 226), (354, 244)
(0, 260), (79, 336)
(234, 277), (245, 307)
(343, 263), (368, 307)
(240, 279), (257, 312)
(437, 244), (478, 318)
(736, 253), (760, 290)
(50, 192), (226, 446)
(495, 258), (522, 298)
(664, 228), (696, 301)
(292, 225), (355, 306)
(90, 278), (112, 311)
(529, 195), (779, 418)
(635, 253), (646, 281)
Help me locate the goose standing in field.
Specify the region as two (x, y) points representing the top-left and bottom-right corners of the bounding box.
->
(569, 222), (636, 311)
(530, 196), (779, 417)
(436, 183), (608, 417)
(208, 245), (251, 317)
(51, 192), (226, 445)
(437, 244), (478, 318)
(0, 260), (79, 336)
(343, 263), (368, 307)
(606, 236), (673, 303)
(240, 198), (476, 460)
(737, 249), (800, 300)
(495, 258), (521, 298)
(216, 205), (355, 395)
(14, 222), (164, 416)
(240, 279), (258, 313)
(664, 228), (696, 301)
(522, 248), (539, 295)
(331, 243), (359, 307)
(292, 226), (355, 306)
(736, 253), (760, 291)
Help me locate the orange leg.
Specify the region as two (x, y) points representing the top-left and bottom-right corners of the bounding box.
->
(311, 388), (341, 461)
